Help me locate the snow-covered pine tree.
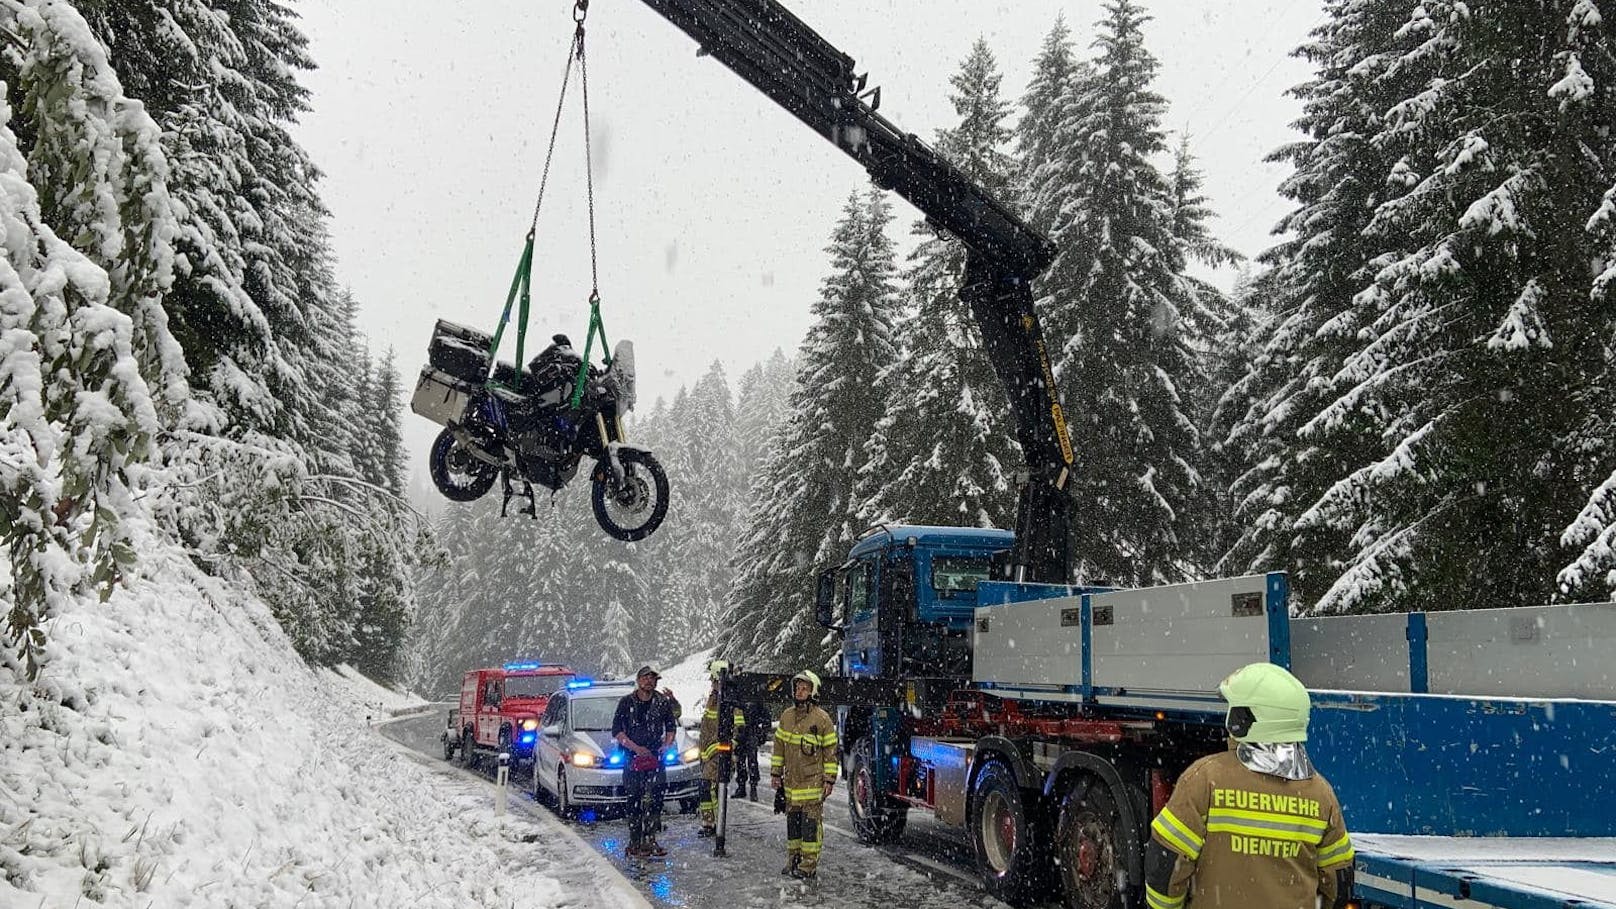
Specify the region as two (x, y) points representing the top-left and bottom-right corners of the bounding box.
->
(718, 188), (902, 669)
(733, 349), (794, 480)
(1217, 0), (1417, 592)
(1165, 137), (1245, 569)
(0, 0), (192, 678)
(1016, 16), (1095, 233)
(1235, 0), (1616, 614)
(371, 349), (406, 498)
(860, 39), (1022, 530)
(1022, 0), (1204, 586)
(78, 0), (292, 434)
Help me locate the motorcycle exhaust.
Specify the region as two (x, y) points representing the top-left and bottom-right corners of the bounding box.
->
(450, 425), (510, 469)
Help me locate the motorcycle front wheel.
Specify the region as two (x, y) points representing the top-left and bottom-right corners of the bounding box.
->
(591, 447), (670, 542)
(429, 427), (498, 502)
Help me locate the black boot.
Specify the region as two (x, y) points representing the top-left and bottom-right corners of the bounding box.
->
(749, 781), (758, 802)
(733, 785), (747, 799)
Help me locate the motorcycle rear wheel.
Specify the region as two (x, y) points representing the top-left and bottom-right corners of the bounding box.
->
(591, 448), (669, 542)
(429, 428), (498, 502)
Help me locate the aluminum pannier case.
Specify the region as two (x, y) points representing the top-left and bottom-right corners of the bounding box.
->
(411, 366), (475, 427)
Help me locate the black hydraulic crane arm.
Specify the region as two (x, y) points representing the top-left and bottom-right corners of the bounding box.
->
(636, 0), (1076, 583)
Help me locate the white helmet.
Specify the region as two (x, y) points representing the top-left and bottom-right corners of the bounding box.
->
(708, 658), (732, 680)
(792, 669), (821, 699)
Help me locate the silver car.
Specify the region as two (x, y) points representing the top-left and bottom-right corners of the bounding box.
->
(530, 682), (704, 816)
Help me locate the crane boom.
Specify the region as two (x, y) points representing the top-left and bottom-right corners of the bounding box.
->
(636, 0), (1075, 582)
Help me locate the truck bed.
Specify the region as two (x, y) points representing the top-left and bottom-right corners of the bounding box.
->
(1356, 835), (1616, 909)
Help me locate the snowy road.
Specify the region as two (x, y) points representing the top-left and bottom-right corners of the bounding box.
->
(381, 709), (1024, 909)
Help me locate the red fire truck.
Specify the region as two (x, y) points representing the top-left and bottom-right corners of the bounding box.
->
(442, 662), (578, 768)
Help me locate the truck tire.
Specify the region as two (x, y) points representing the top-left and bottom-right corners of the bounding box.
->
(458, 729), (476, 769)
(1053, 776), (1140, 909)
(848, 737), (907, 843)
(969, 758), (1049, 906)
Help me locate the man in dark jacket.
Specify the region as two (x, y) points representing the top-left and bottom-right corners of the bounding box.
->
(612, 665), (677, 857)
(732, 700), (769, 801)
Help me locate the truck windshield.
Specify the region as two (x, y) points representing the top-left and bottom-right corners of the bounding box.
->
(505, 675), (568, 699)
(571, 697), (620, 732)
(932, 556), (990, 597)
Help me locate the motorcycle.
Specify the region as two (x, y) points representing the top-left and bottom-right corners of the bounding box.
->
(412, 321), (669, 542)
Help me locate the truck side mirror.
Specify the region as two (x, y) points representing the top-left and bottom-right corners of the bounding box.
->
(816, 568), (841, 630)
(541, 723), (562, 737)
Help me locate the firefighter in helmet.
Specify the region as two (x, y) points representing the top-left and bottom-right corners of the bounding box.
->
(771, 669), (837, 880)
(697, 659), (745, 838)
(1147, 662), (1355, 909)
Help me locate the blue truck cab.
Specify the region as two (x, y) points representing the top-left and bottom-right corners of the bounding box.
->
(826, 524), (1012, 679)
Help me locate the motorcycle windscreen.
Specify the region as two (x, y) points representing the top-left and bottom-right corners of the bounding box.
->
(608, 340), (637, 414)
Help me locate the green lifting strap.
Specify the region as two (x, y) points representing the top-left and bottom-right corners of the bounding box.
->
(486, 232), (536, 390)
(570, 291), (612, 410)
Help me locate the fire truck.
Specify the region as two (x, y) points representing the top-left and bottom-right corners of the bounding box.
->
(442, 662), (579, 768)
(608, 2), (1616, 907)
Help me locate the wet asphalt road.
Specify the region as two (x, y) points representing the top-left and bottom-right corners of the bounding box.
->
(381, 709), (1021, 909)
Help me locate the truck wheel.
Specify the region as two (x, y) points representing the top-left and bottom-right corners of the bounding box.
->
(458, 730), (476, 769)
(443, 732), (456, 761)
(848, 737), (907, 843)
(969, 758), (1048, 906)
(1054, 776), (1143, 909)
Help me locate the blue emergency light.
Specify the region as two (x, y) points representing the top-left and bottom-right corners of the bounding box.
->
(566, 678), (593, 689)
(520, 732), (536, 744)
(607, 751), (625, 767)
(663, 748), (679, 766)
(504, 662), (541, 671)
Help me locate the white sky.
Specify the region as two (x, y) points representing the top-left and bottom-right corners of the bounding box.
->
(292, 0), (1325, 484)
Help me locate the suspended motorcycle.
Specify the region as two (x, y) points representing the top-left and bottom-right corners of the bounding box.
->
(411, 10), (668, 542)
(412, 320), (669, 542)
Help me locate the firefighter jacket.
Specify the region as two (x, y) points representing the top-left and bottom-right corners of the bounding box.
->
(770, 702), (838, 807)
(699, 702), (746, 762)
(1148, 748), (1354, 909)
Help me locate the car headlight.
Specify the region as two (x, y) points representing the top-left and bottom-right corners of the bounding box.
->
(522, 719), (539, 731)
(571, 752), (597, 768)
(681, 747), (700, 764)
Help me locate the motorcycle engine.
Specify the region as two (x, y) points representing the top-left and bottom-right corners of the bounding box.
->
(515, 413), (582, 491)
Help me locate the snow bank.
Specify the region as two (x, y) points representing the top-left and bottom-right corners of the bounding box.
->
(657, 647), (716, 715)
(320, 664), (431, 719)
(0, 547), (571, 908)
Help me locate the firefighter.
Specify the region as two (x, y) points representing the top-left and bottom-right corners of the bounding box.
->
(1146, 662), (1355, 909)
(697, 659), (745, 838)
(771, 669), (837, 880)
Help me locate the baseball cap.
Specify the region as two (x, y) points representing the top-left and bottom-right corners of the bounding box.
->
(635, 665), (660, 680)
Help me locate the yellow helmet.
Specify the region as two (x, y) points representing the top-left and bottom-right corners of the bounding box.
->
(707, 658), (732, 680)
(1219, 662), (1311, 743)
(792, 669), (821, 699)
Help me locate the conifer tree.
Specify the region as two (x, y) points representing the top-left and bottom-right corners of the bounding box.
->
(861, 39), (1022, 529)
(1230, 0), (1616, 614)
(1023, 0), (1204, 585)
(720, 188), (902, 668)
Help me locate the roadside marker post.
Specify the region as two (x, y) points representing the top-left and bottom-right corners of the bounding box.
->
(496, 752), (511, 817)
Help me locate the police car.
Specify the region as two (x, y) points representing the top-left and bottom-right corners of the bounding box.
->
(530, 680), (704, 816)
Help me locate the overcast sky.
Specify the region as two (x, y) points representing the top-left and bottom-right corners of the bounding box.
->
(292, 0), (1325, 488)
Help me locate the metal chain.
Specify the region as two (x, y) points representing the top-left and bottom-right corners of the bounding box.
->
(528, 30), (580, 234)
(578, 20), (600, 297)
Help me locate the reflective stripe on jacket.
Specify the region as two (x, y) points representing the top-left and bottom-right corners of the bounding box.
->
(1148, 749), (1353, 909)
(771, 702), (837, 804)
(699, 704), (746, 761)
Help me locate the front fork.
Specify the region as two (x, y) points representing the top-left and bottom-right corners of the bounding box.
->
(596, 409), (630, 485)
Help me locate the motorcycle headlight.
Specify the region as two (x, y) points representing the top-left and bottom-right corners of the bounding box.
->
(681, 747), (701, 764)
(571, 752), (597, 768)
(521, 719), (539, 731)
